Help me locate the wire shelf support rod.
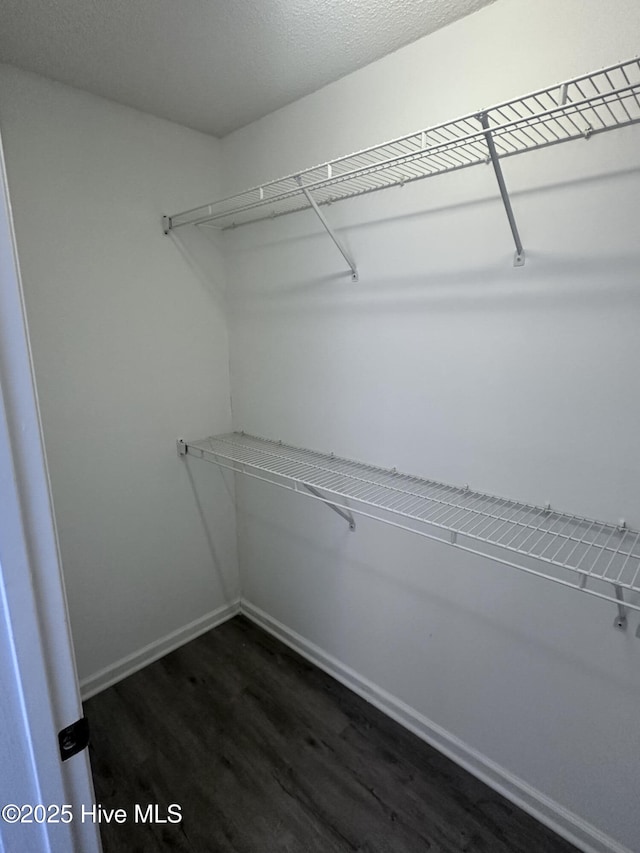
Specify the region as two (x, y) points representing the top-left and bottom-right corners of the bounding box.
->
(479, 112), (525, 266)
(301, 482), (356, 530)
(295, 176), (358, 281)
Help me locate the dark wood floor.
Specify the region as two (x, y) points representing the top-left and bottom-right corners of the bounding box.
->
(85, 616), (577, 853)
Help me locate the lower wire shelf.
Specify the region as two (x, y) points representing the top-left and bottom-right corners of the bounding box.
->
(179, 432), (640, 630)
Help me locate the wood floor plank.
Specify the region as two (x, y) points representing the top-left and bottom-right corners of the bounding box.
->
(84, 616), (578, 853)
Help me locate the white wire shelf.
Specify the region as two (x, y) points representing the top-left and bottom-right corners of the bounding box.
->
(179, 433), (640, 627)
(165, 56), (640, 233)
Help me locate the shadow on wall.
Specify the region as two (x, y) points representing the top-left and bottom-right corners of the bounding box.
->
(238, 498), (640, 697)
(217, 163), (640, 254)
(222, 248), (640, 317)
(219, 164), (640, 307)
(167, 224), (228, 311)
(162, 164), (640, 314)
(184, 458), (235, 602)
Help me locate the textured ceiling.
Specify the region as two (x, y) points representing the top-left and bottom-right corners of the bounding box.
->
(0, 0), (496, 137)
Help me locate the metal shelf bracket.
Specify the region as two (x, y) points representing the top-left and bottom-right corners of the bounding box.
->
(177, 438), (187, 456)
(295, 176), (359, 281)
(162, 215), (172, 235)
(302, 482), (356, 530)
(479, 112), (526, 267)
(613, 584), (628, 630)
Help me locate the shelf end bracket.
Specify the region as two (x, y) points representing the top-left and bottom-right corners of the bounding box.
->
(302, 483), (355, 531)
(177, 438), (187, 457)
(295, 176), (358, 281)
(479, 113), (525, 267)
(162, 215), (172, 236)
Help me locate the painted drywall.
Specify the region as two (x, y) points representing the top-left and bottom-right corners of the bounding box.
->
(0, 65), (239, 683)
(221, 0), (640, 850)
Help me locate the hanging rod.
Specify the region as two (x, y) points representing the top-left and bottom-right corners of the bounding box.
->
(178, 432), (640, 632)
(163, 56), (640, 269)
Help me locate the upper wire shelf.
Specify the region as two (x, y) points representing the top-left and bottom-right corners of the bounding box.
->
(179, 432), (640, 627)
(165, 57), (640, 232)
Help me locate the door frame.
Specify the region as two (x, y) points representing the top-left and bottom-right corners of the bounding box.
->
(0, 130), (102, 853)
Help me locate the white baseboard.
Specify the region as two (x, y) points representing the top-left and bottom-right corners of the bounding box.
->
(80, 599), (241, 700)
(240, 599), (631, 853)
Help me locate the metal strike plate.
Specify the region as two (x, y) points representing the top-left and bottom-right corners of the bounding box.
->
(58, 717), (90, 762)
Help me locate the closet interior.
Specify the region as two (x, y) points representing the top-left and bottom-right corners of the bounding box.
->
(1, 1), (639, 852)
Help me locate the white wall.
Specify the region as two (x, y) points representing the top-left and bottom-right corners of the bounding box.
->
(0, 65), (239, 686)
(221, 1), (640, 850)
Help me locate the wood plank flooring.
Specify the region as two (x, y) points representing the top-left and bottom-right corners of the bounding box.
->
(84, 616), (578, 853)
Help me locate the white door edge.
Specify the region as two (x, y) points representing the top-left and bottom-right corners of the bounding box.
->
(0, 127), (102, 853)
